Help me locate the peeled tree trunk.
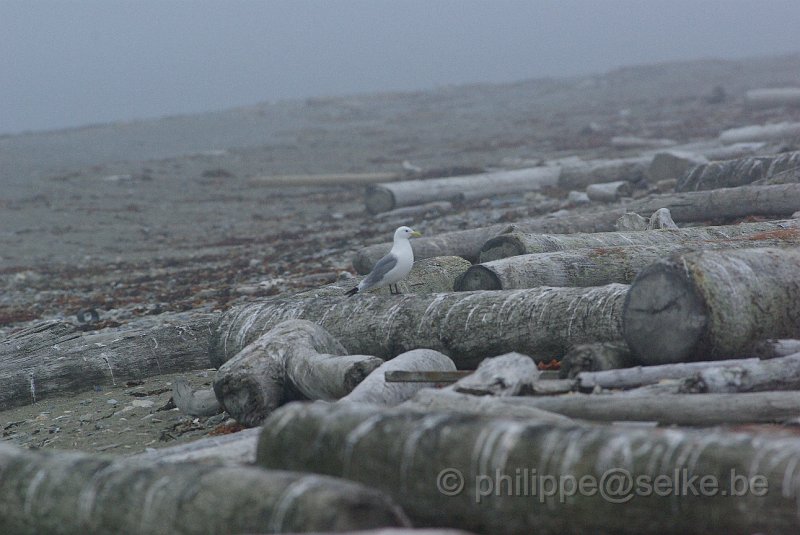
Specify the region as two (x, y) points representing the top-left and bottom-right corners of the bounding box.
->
(478, 219), (800, 261)
(623, 247), (800, 365)
(0, 442), (409, 535)
(459, 230), (800, 290)
(353, 184), (800, 273)
(257, 402), (800, 535)
(210, 285), (629, 369)
(364, 167), (560, 214)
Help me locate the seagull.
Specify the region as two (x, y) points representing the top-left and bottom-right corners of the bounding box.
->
(346, 226), (422, 296)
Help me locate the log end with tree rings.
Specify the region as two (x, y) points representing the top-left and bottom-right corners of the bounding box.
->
(454, 265), (503, 291)
(623, 261), (708, 365)
(478, 234), (526, 262)
(364, 185), (396, 214)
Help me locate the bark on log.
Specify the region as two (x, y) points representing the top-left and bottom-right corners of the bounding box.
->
(0, 442), (409, 534)
(623, 247), (800, 365)
(364, 167), (560, 214)
(257, 401), (800, 534)
(558, 342), (638, 379)
(575, 357), (763, 390)
(307, 257), (471, 298)
(745, 88), (800, 108)
(478, 218), (800, 262)
(340, 349), (456, 406)
(682, 352), (800, 393)
(719, 121), (800, 144)
(250, 172), (401, 187)
(210, 285), (629, 370)
(677, 150), (800, 192)
(214, 320), (382, 426)
(0, 314), (215, 411)
(400, 390), (573, 423)
(353, 184), (800, 273)
(459, 232), (800, 290)
(133, 428), (261, 465)
(585, 180), (631, 202)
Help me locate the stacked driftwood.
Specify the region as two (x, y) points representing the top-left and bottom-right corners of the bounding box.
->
(3, 133), (800, 533)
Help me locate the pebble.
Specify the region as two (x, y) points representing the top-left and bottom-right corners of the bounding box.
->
(132, 399), (155, 408)
(106, 399), (118, 405)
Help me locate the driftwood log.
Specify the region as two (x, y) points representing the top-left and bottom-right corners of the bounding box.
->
(677, 150), (800, 191)
(0, 442), (409, 534)
(172, 378), (222, 417)
(682, 352), (800, 394)
(624, 247), (800, 365)
(459, 231), (800, 290)
(340, 349), (456, 406)
(133, 428), (262, 465)
(214, 320), (382, 426)
(646, 150), (708, 182)
(585, 180), (631, 202)
(719, 121), (800, 143)
(0, 314), (215, 411)
(210, 285), (629, 369)
(558, 342), (638, 379)
(258, 402), (800, 534)
(353, 184), (800, 272)
(448, 353), (539, 397)
(250, 171), (400, 187)
(478, 218), (800, 261)
(364, 167), (560, 214)
(557, 156), (651, 190)
(745, 87), (800, 108)
(400, 389), (572, 423)
(304, 256), (471, 298)
(752, 339), (800, 358)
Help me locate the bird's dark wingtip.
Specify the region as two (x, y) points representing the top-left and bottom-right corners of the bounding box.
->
(345, 287), (358, 297)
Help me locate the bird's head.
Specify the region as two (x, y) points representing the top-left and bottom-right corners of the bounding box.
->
(394, 226), (422, 241)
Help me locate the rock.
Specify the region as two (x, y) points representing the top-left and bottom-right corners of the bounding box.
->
(131, 399), (155, 408)
(647, 208), (678, 230)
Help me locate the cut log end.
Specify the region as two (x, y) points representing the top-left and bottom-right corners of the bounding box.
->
(623, 262), (708, 365)
(478, 235), (526, 262)
(454, 266), (503, 291)
(365, 186), (396, 215)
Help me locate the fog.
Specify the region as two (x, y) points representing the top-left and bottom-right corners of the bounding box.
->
(2, 0), (799, 135)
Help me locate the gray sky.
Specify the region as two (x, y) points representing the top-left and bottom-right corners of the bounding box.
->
(2, 0), (799, 135)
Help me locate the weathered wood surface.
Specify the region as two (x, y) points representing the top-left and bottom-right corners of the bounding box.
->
(353, 184), (800, 273)
(447, 353), (539, 397)
(384, 371), (472, 383)
(305, 256), (471, 297)
(364, 167), (560, 214)
(624, 247), (800, 365)
(719, 121), (800, 144)
(250, 171), (401, 187)
(0, 314), (216, 411)
(576, 357), (763, 390)
(460, 231), (800, 290)
(478, 218), (800, 261)
(172, 378), (222, 417)
(133, 428), (261, 465)
(400, 390), (573, 423)
(559, 342), (638, 379)
(677, 150), (800, 191)
(0, 442), (409, 534)
(214, 320), (382, 426)
(585, 180), (631, 202)
(557, 156), (651, 190)
(752, 339), (800, 358)
(682, 352), (800, 394)
(210, 285), (629, 370)
(340, 349), (456, 406)
(646, 150), (708, 182)
(258, 402), (800, 534)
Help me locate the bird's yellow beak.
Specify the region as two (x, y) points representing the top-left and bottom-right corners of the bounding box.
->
(410, 231), (422, 238)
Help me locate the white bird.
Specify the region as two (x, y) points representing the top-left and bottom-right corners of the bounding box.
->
(346, 226), (422, 296)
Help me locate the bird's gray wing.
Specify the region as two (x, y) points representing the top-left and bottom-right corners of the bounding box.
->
(362, 253), (398, 288)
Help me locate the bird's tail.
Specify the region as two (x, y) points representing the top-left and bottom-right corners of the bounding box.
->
(345, 287), (358, 297)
